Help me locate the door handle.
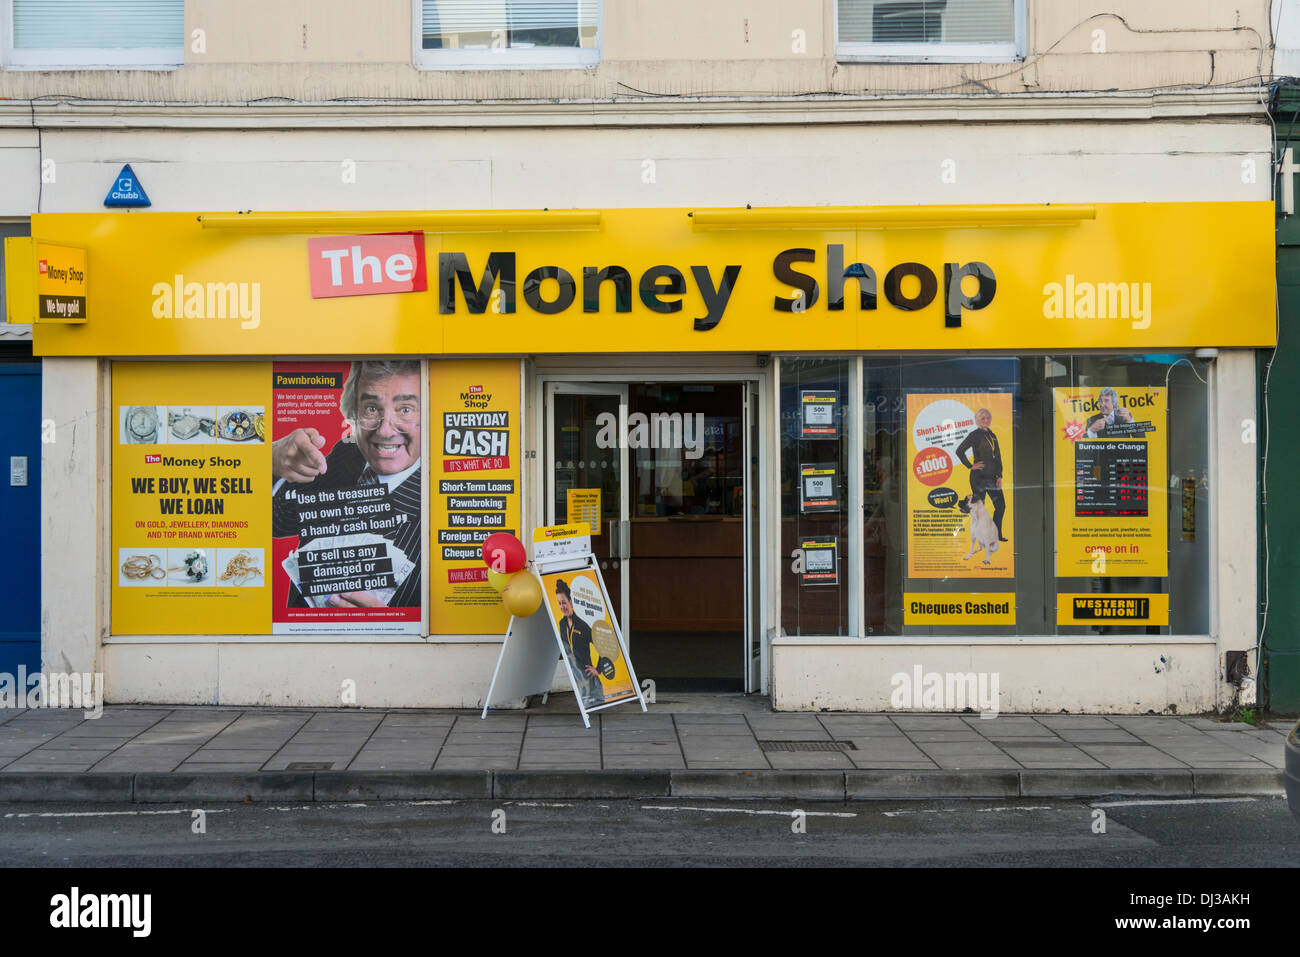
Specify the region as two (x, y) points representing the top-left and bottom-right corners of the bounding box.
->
(619, 519), (630, 560)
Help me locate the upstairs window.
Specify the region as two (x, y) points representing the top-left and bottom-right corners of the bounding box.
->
(416, 0), (600, 70)
(837, 0), (1024, 62)
(6, 0), (185, 69)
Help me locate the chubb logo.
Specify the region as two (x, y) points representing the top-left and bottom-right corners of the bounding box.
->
(1042, 275), (1151, 330)
(151, 274), (261, 330)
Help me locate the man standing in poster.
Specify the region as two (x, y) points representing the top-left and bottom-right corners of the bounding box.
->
(954, 408), (1008, 543)
(271, 360), (422, 615)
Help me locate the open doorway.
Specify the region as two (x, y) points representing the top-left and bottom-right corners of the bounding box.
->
(546, 379), (760, 692)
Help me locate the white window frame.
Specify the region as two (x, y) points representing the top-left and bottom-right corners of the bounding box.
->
(412, 0), (601, 71)
(834, 0), (1027, 64)
(3, 0), (184, 71)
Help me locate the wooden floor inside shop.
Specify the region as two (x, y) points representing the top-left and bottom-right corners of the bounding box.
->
(627, 630), (743, 692)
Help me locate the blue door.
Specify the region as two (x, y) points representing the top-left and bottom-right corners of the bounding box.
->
(0, 362), (40, 675)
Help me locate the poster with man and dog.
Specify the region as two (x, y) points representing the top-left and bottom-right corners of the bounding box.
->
(905, 393), (1015, 579)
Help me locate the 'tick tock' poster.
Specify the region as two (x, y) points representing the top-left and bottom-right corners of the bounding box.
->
(1053, 385), (1168, 577)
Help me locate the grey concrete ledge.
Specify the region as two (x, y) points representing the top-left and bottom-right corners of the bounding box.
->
(492, 771), (670, 799)
(134, 772), (315, 803)
(315, 771), (491, 801)
(1191, 769), (1286, 796)
(0, 767), (1288, 803)
(847, 771), (1019, 800)
(671, 770), (846, 801)
(0, 772), (134, 803)
(1019, 769), (1195, 798)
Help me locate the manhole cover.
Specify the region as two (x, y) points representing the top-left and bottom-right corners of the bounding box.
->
(759, 741), (857, 752)
(285, 761), (334, 770)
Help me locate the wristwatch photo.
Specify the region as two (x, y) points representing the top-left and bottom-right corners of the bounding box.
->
(124, 406), (160, 444)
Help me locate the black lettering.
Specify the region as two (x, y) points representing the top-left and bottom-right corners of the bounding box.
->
(826, 244), (877, 311)
(772, 248), (820, 312)
(439, 252), (516, 314)
(639, 265), (686, 313)
(582, 265), (632, 313)
(944, 261), (996, 328)
(691, 264), (741, 331)
(521, 265), (575, 314)
(883, 262), (937, 311)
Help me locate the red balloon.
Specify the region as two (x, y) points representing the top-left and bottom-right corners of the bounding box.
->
(481, 533), (526, 574)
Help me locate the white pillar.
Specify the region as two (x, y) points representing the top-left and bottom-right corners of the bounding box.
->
(42, 357), (102, 678)
(1213, 349), (1258, 708)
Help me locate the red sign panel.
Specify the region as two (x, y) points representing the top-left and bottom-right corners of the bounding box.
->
(307, 232), (427, 299)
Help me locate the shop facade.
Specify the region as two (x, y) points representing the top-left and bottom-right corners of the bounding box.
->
(12, 182), (1274, 712)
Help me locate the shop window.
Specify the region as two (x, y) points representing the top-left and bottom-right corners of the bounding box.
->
(836, 0), (1024, 62)
(779, 358), (853, 637)
(416, 0), (600, 70)
(860, 354), (1211, 637)
(6, 0), (184, 70)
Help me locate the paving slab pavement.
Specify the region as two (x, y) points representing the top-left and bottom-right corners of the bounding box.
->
(0, 695), (1290, 802)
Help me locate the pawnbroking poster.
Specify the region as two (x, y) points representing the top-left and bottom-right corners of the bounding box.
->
(905, 392), (1015, 579)
(1053, 385), (1167, 577)
(271, 361), (422, 635)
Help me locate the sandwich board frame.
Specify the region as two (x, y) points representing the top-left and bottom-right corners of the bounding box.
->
(481, 553), (647, 728)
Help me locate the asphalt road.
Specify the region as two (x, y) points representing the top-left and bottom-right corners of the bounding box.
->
(0, 796), (1296, 868)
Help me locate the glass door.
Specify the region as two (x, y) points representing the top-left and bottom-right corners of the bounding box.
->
(545, 383), (630, 642)
(744, 381), (761, 692)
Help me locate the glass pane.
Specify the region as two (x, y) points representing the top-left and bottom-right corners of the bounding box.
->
(422, 0), (598, 50)
(838, 0), (1015, 45)
(14, 0), (184, 49)
(552, 393), (621, 618)
(780, 358), (852, 636)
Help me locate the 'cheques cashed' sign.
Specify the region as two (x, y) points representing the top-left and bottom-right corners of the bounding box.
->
(25, 204), (1275, 357)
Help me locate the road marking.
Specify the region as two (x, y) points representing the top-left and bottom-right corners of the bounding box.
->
(1089, 797), (1258, 809)
(883, 805), (1056, 817)
(3, 808), (233, 819)
(504, 801), (575, 807)
(641, 805), (857, 818)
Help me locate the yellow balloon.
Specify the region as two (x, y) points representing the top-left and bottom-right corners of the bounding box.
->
(502, 571), (543, 617)
(486, 569), (513, 593)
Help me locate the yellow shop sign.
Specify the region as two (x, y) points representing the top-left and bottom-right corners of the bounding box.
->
(24, 203), (1276, 356)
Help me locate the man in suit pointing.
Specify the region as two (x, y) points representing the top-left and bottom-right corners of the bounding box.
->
(272, 360), (422, 609)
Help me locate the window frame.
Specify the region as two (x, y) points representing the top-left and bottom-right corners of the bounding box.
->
(411, 0), (602, 71)
(3, 0), (185, 71)
(834, 0), (1027, 64)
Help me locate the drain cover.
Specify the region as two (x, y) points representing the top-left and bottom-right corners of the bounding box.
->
(285, 761), (334, 770)
(759, 740), (857, 752)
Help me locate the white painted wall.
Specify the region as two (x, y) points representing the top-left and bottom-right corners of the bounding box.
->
(21, 117), (1272, 216)
(771, 640), (1219, 713)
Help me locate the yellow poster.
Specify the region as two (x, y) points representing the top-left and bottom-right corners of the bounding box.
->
(34, 242), (88, 322)
(1057, 593), (1169, 626)
(905, 393), (1014, 579)
(1053, 386), (1168, 577)
(567, 489), (601, 536)
(429, 359), (521, 634)
(905, 593), (1016, 626)
(540, 567), (637, 710)
(111, 362), (272, 634)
